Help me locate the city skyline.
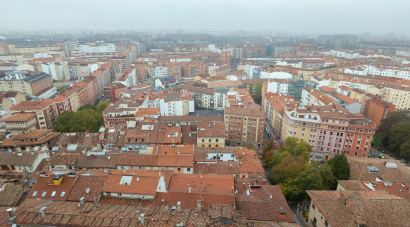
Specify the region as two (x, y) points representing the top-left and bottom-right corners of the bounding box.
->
(1, 0), (409, 36)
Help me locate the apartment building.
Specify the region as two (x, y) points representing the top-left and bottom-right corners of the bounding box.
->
(0, 91), (26, 111)
(78, 42), (116, 53)
(103, 82), (127, 103)
(160, 97), (194, 116)
(10, 100), (58, 129)
(3, 113), (38, 135)
(167, 61), (206, 79)
(301, 86), (336, 106)
(381, 85), (410, 110)
(344, 113), (376, 157)
(264, 93), (299, 138)
(0, 71), (54, 97)
(361, 93), (395, 128)
(281, 105), (375, 158)
(197, 122), (226, 148)
(90, 63), (113, 99)
(225, 102), (265, 148)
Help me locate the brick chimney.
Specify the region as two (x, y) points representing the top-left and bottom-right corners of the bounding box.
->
(279, 212), (287, 221)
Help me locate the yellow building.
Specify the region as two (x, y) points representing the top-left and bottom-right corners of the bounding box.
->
(197, 122), (226, 147)
(281, 107), (319, 149)
(381, 85), (410, 110)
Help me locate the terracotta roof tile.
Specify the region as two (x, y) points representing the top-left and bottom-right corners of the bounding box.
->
(237, 185), (295, 223)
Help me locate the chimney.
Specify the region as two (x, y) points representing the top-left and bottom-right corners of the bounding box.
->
(189, 186), (192, 193)
(107, 155), (111, 160)
(31, 151), (34, 155)
(40, 207), (46, 217)
(86, 188), (90, 194)
(140, 213), (145, 224)
(80, 197), (85, 207)
(7, 208), (13, 218)
(279, 212), (287, 221)
(197, 200), (202, 212)
(165, 201), (169, 211)
(177, 201), (181, 212)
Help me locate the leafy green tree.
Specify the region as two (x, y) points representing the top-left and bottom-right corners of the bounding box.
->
(53, 111), (76, 132)
(96, 102), (111, 112)
(281, 137), (310, 162)
(279, 182), (303, 203)
(400, 139), (410, 161)
(287, 162), (336, 201)
(377, 110), (410, 135)
(269, 156), (306, 185)
(388, 122), (410, 152)
(53, 109), (103, 133)
(263, 150), (274, 165)
(78, 104), (97, 112)
(254, 79), (263, 96)
(327, 154), (350, 180)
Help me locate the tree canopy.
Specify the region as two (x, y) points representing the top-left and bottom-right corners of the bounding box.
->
(242, 141), (256, 151)
(388, 122), (410, 152)
(53, 109), (104, 133)
(96, 102), (111, 112)
(327, 154), (350, 180)
(266, 137), (339, 202)
(78, 104), (97, 112)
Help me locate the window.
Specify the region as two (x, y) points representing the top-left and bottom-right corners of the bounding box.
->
(51, 191), (57, 197)
(209, 139), (211, 142)
(41, 191), (47, 197)
(325, 220), (329, 227)
(60, 191), (66, 197)
(202, 139), (204, 142)
(187, 168), (191, 171)
(178, 168), (181, 171)
(250, 222), (255, 226)
(216, 139), (218, 142)
(32, 191), (38, 197)
(118, 193), (122, 196)
(312, 204), (315, 210)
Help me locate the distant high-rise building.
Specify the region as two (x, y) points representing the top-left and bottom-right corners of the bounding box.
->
(318, 34), (357, 49)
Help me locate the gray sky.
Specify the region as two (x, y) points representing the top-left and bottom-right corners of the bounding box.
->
(1, 0), (409, 36)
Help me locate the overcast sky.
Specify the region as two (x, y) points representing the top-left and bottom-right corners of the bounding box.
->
(1, 0), (409, 36)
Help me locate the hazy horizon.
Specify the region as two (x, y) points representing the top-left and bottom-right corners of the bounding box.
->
(1, 0), (409, 37)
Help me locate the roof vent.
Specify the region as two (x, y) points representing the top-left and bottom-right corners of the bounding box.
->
(86, 188), (90, 194)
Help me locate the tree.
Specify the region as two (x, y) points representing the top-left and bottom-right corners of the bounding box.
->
(281, 137), (310, 162)
(96, 102), (111, 112)
(263, 150), (274, 165)
(388, 122), (410, 153)
(53, 109), (104, 133)
(262, 139), (275, 153)
(400, 139), (410, 161)
(254, 79), (263, 96)
(377, 110), (410, 135)
(242, 141), (256, 151)
(53, 111), (76, 132)
(269, 156), (306, 185)
(285, 162), (336, 202)
(327, 154), (350, 180)
(78, 104), (97, 112)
